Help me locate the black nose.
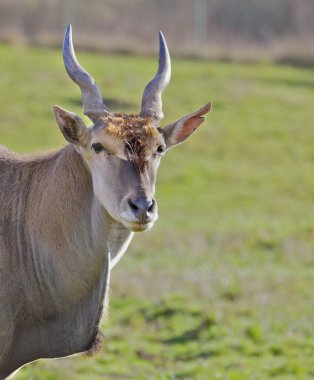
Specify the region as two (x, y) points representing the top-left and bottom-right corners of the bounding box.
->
(128, 198), (156, 222)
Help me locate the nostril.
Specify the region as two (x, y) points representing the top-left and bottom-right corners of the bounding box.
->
(147, 199), (155, 213)
(128, 198), (156, 220)
(128, 199), (139, 212)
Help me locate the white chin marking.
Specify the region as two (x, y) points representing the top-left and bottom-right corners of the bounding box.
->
(122, 220), (154, 232)
(119, 211), (158, 232)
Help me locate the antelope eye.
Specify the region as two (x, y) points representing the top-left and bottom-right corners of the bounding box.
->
(92, 143), (104, 154)
(156, 145), (165, 154)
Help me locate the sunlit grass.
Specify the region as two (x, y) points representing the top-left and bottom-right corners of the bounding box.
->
(1, 43), (314, 379)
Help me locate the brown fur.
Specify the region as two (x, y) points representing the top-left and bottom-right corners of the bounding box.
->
(102, 113), (157, 144)
(103, 113), (157, 139)
(99, 113), (159, 171)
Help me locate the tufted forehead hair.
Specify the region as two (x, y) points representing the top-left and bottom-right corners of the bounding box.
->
(94, 113), (161, 171)
(97, 113), (158, 140)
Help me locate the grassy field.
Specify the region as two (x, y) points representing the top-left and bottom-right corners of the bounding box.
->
(1, 43), (314, 379)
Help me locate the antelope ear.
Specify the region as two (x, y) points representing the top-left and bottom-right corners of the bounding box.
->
(53, 105), (89, 146)
(162, 102), (211, 148)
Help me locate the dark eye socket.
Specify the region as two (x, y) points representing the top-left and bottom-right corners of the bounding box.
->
(92, 143), (104, 154)
(156, 145), (165, 154)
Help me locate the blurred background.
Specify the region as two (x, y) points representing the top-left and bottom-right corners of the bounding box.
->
(1, 1), (314, 379)
(0, 0), (314, 65)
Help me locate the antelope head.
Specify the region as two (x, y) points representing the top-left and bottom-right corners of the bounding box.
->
(53, 25), (211, 232)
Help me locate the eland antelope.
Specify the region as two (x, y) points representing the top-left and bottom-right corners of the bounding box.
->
(0, 25), (211, 379)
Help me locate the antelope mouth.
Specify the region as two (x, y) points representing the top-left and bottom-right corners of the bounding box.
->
(119, 202), (158, 232)
(119, 214), (157, 232)
(121, 219), (156, 232)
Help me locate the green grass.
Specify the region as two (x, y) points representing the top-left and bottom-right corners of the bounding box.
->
(1, 43), (314, 379)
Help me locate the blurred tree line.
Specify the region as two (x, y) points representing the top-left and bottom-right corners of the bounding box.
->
(0, 0), (313, 64)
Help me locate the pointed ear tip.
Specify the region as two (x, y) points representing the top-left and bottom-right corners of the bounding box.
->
(53, 105), (66, 115)
(205, 101), (212, 111)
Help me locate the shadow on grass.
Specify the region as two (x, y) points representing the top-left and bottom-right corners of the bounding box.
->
(163, 316), (215, 345)
(146, 305), (185, 320)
